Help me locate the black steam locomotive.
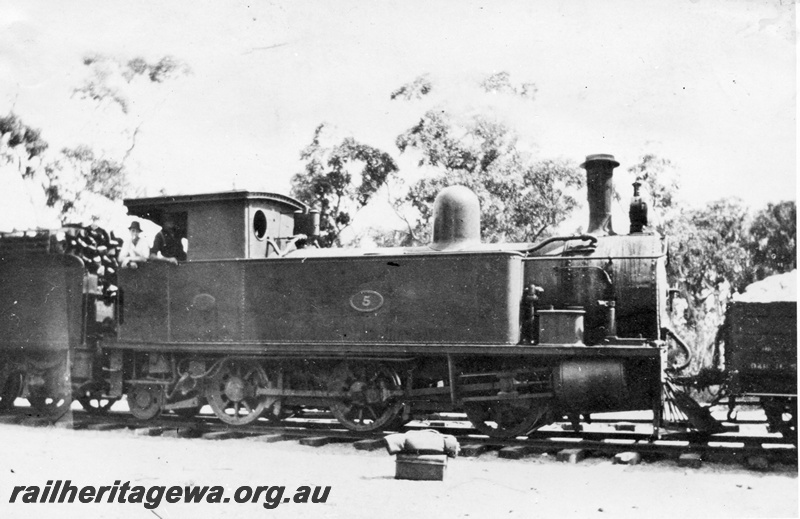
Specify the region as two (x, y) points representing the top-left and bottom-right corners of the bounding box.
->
(0, 154), (786, 439)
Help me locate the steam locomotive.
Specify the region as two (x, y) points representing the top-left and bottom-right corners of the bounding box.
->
(0, 154), (698, 437)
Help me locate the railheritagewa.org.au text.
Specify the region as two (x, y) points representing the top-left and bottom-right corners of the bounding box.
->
(8, 480), (331, 510)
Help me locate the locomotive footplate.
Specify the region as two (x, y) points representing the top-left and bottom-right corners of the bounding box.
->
(103, 341), (661, 358)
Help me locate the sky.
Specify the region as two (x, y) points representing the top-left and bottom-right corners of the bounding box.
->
(0, 0), (795, 233)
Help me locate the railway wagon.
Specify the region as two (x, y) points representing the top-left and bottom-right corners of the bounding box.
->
(0, 232), (101, 414)
(724, 300), (797, 438)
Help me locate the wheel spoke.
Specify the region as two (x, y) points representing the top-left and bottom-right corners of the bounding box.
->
(207, 360), (269, 426)
(329, 363), (402, 432)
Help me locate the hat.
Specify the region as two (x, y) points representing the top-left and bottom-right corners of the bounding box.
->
(129, 221), (142, 232)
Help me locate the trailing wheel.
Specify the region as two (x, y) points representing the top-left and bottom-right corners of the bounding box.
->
(328, 363), (403, 432)
(465, 397), (552, 438)
(127, 384), (163, 420)
(207, 360), (273, 426)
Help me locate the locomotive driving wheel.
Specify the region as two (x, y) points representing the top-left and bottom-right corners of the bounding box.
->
(127, 384), (163, 420)
(328, 363), (403, 432)
(464, 397), (552, 438)
(207, 360), (273, 426)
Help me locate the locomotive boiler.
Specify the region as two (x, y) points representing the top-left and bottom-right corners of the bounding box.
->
(0, 153), (673, 438)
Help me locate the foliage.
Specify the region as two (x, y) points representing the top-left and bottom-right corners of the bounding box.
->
(479, 71), (538, 100)
(664, 199), (752, 326)
(0, 113), (49, 169)
(626, 153), (681, 222)
(74, 54), (190, 168)
(390, 75), (433, 101)
(625, 154), (796, 373)
(75, 54), (190, 114)
(396, 106), (582, 244)
(291, 124), (399, 247)
(0, 113), (128, 225)
(746, 201), (796, 280)
(1, 54), (189, 229)
(42, 146), (128, 221)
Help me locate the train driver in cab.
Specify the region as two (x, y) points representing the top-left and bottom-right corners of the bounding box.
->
(118, 220), (150, 268)
(150, 215), (187, 265)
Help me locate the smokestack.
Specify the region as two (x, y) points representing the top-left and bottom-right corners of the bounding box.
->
(580, 154), (620, 235)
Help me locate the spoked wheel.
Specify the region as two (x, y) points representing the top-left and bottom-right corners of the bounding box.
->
(207, 360), (274, 426)
(77, 383), (119, 415)
(465, 398), (552, 439)
(0, 370), (22, 411)
(328, 363), (403, 432)
(127, 384), (163, 420)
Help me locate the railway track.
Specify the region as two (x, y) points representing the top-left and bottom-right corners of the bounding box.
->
(1, 403), (795, 470)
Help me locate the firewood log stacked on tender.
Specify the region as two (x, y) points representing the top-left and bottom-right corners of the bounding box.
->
(62, 224), (123, 301)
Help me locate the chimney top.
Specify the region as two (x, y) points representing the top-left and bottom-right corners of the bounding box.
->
(580, 154), (620, 169)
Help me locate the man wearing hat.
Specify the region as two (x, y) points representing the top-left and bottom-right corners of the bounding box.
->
(118, 220), (150, 268)
(150, 215), (187, 265)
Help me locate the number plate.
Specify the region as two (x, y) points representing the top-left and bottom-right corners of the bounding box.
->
(350, 290), (384, 312)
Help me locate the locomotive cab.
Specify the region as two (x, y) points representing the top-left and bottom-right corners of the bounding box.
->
(123, 191), (307, 260)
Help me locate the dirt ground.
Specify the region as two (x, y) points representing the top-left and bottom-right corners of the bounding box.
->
(0, 422), (796, 519)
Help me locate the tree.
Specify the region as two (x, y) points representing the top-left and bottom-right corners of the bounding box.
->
(0, 113), (130, 227)
(665, 199), (752, 326)
(291, 124), (399, 247)
(390, 74), (433, 101)
(394, 73), (582, 244)
(42, 145), (127, 224)
(0, 113), (49, 166)
(479, 71), (538, 99)
(75, 54), (189, 114)
(73, 54), (190, 163)
(746, 201), (796, 281)
(0, 54), (190, 230)
(0, 113), (57, 230)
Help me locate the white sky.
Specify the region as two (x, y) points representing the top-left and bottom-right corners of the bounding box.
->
(0, 0), (795, 231)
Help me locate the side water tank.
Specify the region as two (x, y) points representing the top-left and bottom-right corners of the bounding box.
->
(430, 186), (481, 251)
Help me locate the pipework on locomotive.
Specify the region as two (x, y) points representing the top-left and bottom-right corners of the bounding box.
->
(0, 154), (764, 438)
